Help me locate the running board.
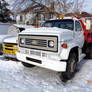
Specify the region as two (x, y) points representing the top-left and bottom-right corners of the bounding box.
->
(79, 53), (86, 62)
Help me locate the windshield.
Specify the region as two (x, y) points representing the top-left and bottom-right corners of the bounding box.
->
(42, 19), (74, 30)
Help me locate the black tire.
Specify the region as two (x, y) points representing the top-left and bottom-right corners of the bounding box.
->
(89, 45), (92, 59)
(86, 45), (92, 59)
(21, 62), (35, 68)
(60, 51), (77, 82)
(4, 56), (10, 61)
(0, 52), (3, 55)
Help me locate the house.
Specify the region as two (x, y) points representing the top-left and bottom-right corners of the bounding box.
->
(16, 1), (61, 26)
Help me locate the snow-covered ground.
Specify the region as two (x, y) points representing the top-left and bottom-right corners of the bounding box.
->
(0, 56), (92, 92)
(0, 23), (11, 35)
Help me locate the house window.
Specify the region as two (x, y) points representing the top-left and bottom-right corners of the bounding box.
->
(20, 15), (23, 22)
(44, 14), (50, 20)
(75, 21), (82, 31)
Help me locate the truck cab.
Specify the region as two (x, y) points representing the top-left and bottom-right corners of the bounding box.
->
(16, 17), (85, 82)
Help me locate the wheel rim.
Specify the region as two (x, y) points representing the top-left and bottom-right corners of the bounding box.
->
(70, 59), (76, 73)
(61, 52), (77, 80)
(67, 58), (76, 78)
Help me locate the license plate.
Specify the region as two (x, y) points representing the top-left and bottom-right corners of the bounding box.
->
(25, 49), (41, 57)
(25, 49), (30, 55)
(30, 50), (41, 56)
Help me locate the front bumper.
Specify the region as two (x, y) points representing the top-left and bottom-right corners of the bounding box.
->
(16, 52), (67, 72)
(3, 53), (16, 58)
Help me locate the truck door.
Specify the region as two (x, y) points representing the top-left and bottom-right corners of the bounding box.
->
(74, 20), (84, 48)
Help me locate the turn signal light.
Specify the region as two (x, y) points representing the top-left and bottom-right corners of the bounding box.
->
(34, 26), (39, 28)
(62, 44), (67, 48)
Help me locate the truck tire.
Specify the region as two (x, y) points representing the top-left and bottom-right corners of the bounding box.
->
(86, 45), (92, 59)
(21, 62), (35, 68)
(89, 45), (92, 59)
(60, 51), (77, 82)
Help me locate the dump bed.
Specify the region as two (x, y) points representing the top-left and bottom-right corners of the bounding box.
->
(81, 17), (92, 44)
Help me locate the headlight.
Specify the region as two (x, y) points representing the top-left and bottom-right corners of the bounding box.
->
(20, 38), (25, 44)
(48, 40), (54, 48)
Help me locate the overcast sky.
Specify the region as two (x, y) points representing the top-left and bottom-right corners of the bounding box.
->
(83, 0), (92, 13)
(6, 0), (92, 13)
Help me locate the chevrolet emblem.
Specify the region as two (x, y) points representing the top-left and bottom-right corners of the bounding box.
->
(32, 40), (37, 45)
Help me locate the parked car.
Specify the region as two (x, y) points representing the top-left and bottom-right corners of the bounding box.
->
(2, 24), (34, 58)
(0, 35), (14, 55)
(3, 36), (18, 58)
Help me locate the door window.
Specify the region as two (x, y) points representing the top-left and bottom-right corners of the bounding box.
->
(75, 21), (82, 31)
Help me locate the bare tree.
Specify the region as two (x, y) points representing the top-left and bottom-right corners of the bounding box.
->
(55, 0), (85, 14)
(11, 0), (85, 14)
(55, 0), (74, 14)
(72, 0), (85, 13)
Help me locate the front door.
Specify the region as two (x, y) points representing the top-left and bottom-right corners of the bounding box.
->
(74, 20), (84, 48)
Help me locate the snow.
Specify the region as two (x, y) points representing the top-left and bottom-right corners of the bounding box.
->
(0, 56), (91, 92)
(3, 36), (18, 43)
(0, 23), (12, 43)
(0, 23), (11, 35)
(13, 24), (34, 29)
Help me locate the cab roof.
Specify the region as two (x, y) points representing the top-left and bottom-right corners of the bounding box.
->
(49, 17), (79, 21)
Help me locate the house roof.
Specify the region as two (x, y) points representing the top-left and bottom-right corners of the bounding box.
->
(65, 12), (92, 18)
(81, 12), (92, 17)
(17, 1), (60, 15)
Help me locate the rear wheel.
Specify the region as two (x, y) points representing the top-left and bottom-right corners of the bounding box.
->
(21, 62), (35, 68)
(60, 51), (77, 82)
(89, 45), (92, 59)
(86, 45), (92, 59)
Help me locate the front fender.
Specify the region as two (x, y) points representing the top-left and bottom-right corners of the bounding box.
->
(60, 43), (79, 60)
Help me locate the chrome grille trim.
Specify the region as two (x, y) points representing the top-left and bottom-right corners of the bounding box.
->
(25, 38), (47, 47)
(19, 35), (58, 52)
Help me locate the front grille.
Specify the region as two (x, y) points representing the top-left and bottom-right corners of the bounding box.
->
(19, 35), (58, 52)
(3, 43), (18, 55)
(5, 48), (14, 51)
(3, 42), (17, 45)
(25, 38), (47, 47)
(5, 44), (13, 47)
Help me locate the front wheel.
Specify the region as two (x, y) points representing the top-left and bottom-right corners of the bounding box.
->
(21, 62), (35, 68)
(60, 51), (77, 82)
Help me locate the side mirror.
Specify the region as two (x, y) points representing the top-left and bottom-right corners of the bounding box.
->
(86, 20), (91, 30)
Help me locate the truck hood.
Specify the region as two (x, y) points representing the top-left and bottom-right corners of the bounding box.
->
(14, 24), (34, 29)
(0, 35), (14, 43)
(20, 27), (73, 42)
(3, 36), (18, 44)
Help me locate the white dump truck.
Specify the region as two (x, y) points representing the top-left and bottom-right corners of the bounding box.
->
(16, 17), (86, 81)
